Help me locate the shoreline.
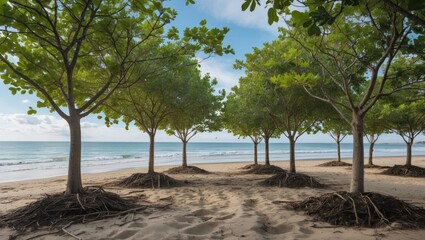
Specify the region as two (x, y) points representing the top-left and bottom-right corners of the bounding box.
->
(0, 154), (422, 186)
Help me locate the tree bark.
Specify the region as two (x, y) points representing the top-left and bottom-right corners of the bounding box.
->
(182, 140), (188, 167)
(368, 134), (375, 166)
(65, 117), (83, 195)
(254, 142), (258, 165)
(289, 136), (296, 173)
(350, 113), (364, 193)
(405, 140), (412, 166)
(336, 134), (341, 162)
(264, 136), (270, 166)
(148, 133), (155, 173)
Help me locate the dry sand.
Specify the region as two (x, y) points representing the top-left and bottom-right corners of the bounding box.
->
(1, 156), (425, 239)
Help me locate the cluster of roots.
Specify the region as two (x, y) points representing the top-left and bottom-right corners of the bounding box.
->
(239, 163), (260, 170)
(242, 164), (286, 174)
(382, 165), (425, 177)
(115, 172), (182, 188)
(288, 191), (425, 228)
(166, 166), (210, 175)
(0, 187), (141, 232)
(260, 172), (325, 188)
(318, 161), (352, 167)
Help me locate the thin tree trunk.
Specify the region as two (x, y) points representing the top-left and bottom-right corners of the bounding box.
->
(336, 134), (341, 162)
(289, 136), (296, 173)
(148, 133), (155, 173)
(65, 117), (83, 195)
(265, 136), (270, 166)
(368, 134), (375, 166)
(405, 140), (412, 166)
(182, 140), (188, 167)
(350, 114), (364, 193)
(254, 142), (258, 165)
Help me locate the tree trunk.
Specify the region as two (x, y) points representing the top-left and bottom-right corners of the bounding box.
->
(182, 140), (188, 167)
(265, 136), (270, 166)
(350, 113), (364, 193)
(289, 136), (296, 173)
(65, 117), (83, 195)
(254, 142), (258, 165)
(368, 134), (375, 166)
(405, 140), (412, 166)
(148, 133), (155, 173)
(336, 134), (341, 162)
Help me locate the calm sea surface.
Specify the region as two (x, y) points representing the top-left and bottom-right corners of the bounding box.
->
(0, 141), (424, 183)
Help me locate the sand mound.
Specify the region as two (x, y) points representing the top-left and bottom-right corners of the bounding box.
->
(0, 187), (141, 232)
(166, 166), (210, 175)
(242, 165), (286, 175)
(260, 172), (324, 188)
(318, 161), (352, 167)
(239, 163), (259, 170)
(115, 172), (182, 188)
(382, 165), (425, 177)
(289, 191), (425, 228)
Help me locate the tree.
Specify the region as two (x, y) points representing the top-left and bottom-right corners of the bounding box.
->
(322, 113), (351, 163)
(223, 89), (263, 165)
(241, 0), (425, 32)
(237, 39), (322, 173)
(280, 3), (414, 193)
(364, 103), (386, 166)
(0, 0), (232, 194)
(102, 55), (200, 174)
(164, 71), (224, 168)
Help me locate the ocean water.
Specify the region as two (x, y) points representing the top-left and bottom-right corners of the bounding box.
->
(0, 141), (424, 183)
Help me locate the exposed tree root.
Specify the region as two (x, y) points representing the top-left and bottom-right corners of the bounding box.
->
(382, 165), (425, 177)
(318, 161), (352, 167)
(165, 166), (210, 175)
(260, 172), (325, 188)
(241, 164), (286, 175)
(0, 187), (142, 233)
(115, 172), (182, 188)
(288, 191), (425, 228)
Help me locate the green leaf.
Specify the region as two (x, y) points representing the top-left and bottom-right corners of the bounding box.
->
(241, 0), (251, 11)
(267, 8), (277, 25)
(307, 25), (321, 36)
(249, 0), (256, 12)
(27, 107), (37, 115)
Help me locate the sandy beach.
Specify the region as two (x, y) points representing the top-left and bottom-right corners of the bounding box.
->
(1, 156), (425, 239)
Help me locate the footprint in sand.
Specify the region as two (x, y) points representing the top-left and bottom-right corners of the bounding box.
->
(183, 221), (219, 235)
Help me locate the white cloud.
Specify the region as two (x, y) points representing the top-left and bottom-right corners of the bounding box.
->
(197, 0), (284, 35)
(21, 99), (30, 104)
(198, 58), (242, 93)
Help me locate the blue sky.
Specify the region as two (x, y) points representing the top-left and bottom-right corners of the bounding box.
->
(0, 0), (421, 144)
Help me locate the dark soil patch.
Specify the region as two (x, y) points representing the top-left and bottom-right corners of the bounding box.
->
(318, 161), (352, 167)
(364, 164), (389, 169)
(241, 164), (286, 175)
(288, 191), (425, 228)
(382, 165), (425, 177)
(260, 172), (325, 188)
(239, 163), (259, 170)
(0, 187), (142, 232)
(166, 166), (210, 175)
(115, 172), (182, 188)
